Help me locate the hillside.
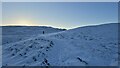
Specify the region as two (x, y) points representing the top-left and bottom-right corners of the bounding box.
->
(2, 23), (119, 66)
(2, 26), (66, 45)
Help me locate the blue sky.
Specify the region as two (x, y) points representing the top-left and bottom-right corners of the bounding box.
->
(2, 2), (118, 29)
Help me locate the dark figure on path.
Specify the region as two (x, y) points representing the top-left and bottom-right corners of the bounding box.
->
(43, 31), (45, 34)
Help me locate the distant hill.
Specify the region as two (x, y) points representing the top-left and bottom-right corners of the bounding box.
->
(2, 26), (66, 35)
(2, 26), (66, 44)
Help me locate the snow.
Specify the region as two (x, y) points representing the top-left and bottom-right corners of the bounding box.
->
(2, 26), (66, 45)
(2, 23), (119, 66)
(0, 27), (2, 67)
(0, 46), (2, 67)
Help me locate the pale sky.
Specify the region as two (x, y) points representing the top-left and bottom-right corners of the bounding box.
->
(2, 2), (118, 29)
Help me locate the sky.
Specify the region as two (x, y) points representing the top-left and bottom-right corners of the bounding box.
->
(2, 2), (118, 29)
(1, 0), (120, 2)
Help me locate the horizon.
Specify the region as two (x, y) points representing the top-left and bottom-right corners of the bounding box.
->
(2, 2), (118, 29)
(1, 22), (118, 30)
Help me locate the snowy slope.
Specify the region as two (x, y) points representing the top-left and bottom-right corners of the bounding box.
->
(2, 23), (119, 66)
(0, 27), (2, 67)
(2, 26), (66, 45)
(0, 50), (1, 67)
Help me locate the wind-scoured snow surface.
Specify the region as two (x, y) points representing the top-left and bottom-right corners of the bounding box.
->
(2, 23), (119, 66)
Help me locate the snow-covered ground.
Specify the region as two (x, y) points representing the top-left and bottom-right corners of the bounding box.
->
(2, 26), (66, 45)
(0, 48), (1, 67)
(2, 23), (119, 66)
(0, 27), (2, 67)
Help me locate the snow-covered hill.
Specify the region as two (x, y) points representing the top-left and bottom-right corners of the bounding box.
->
(0, 46), (2, 67)
(2, 23), (119, 66)
(0, 27), (2, 67)
(2, 26), (66, 45)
